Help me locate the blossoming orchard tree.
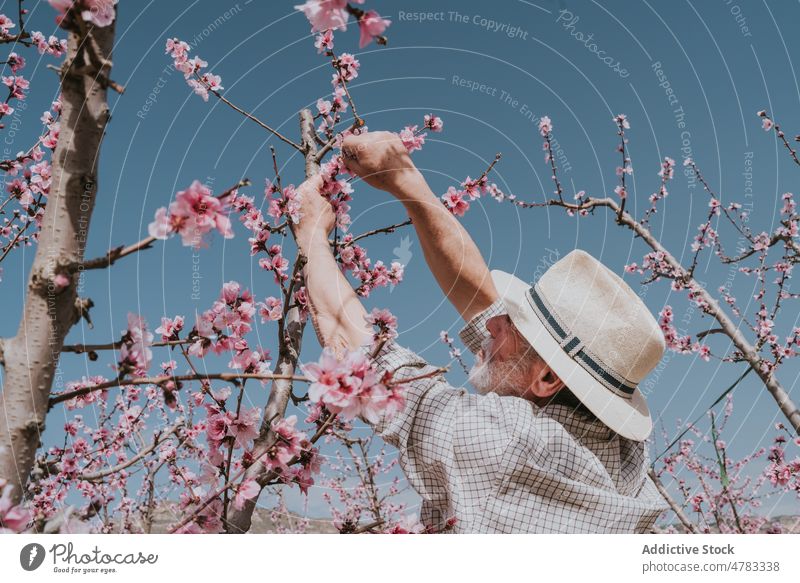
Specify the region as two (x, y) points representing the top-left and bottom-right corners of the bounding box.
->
(0, 0), (427, 535)
(0, 0), (798, 535)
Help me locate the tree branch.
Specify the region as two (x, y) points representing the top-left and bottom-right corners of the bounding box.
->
(201, 75), (302, 152)
(648, 469), (701, 534)
(74, 179), (250, 272)
(218, 108), (320, 533)
(48, 371), (310, 410)
(78, 419), (184, 482)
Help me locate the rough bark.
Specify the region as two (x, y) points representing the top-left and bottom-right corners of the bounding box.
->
(226, 108), (319, 533)
(0, 20), (116, 505)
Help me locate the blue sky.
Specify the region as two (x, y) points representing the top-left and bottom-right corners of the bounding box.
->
(2, 0), (799, 523)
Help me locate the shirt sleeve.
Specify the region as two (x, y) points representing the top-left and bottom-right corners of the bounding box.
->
(367, 339), (447, 441)
(365, 339), (515, 512)
(457, 298), (507, 355)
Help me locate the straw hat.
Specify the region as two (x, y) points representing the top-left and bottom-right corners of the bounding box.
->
(491, 249), (665, 441)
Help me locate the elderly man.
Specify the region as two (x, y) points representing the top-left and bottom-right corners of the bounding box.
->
(293, 131), (669, 533)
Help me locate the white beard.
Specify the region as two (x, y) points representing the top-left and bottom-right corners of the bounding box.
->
(468, 355), (531, 397)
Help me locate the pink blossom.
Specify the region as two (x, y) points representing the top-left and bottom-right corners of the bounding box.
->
(53, 272), (70, 292)
(2, 75), (28, 100)
(6, 52), (24, 73)
(358, 10), (390, 48)
(659, 306), (693, 353)
(399, 125), (425, 153)
(316, 98), (332, 116)
(155, 315), (184, 341)
(165, 39), (222, 101)
(148, 181), (233, 248)
(538, 116), (552, 137)
(424, 114), (444, 132)
(267, 185), (303, 225)
(206, 411), (231, 442)
(42, 122), (60, 149)
(752, 232), (771, 252)
(82, 0), (118, 27)
(295, 0), (349, 33)
(303, 348), (406, 423)
(334, 52), (360, 82)
(289, 443), (321, 495)
(0, 484), (31, 533)
(203, 73), (223, 93)
(233, 479), (260, 510)
(258, 296), (283, 322)
(614, 113), (630, 129)
(366, 308), (398, 338)
(57, 375), (108, 410)
(229, 407), (261, 449)
(0, 14), (15, 37)
(658, 157), (676, 180)
(48, 0), (118, 28)
(118, 313), (153, 375)
(258, 244), (290, 283)
(694, 343), (711, 362)
(366, 307), (398, 351)
(461, 175), (488, 200)
(442, 186), (469, 216)
(28, 32), (67, 56)
(315, 30), (334, 53)
(264, 415), (305, 474)
(221, 281), (241, 304)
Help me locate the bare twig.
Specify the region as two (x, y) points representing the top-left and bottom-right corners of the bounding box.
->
(648, 469), (701, 534)
(48, 372), (310, 409)
(335, 218), (413, 248)
(79, 420), (184, 482)
(200, 74), (302, 151)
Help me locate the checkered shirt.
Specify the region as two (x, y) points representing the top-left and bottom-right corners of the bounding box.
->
(371, 299), (669, 533)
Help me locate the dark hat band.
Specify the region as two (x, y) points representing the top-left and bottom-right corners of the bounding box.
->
(526, 284), (637, 399)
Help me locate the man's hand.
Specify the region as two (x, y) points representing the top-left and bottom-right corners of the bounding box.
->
(293, 174), (335, 252)
(342, 131), (420, 194)
(342, 129), (499, 323)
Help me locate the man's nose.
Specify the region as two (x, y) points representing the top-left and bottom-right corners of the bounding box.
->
(486, 316), (501, 338)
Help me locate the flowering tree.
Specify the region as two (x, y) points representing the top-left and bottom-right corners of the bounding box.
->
(471, 112), (800, 532)
(0, 0), (418, 534)
(0, 0), (798, 536)
(650, 394), (800, 533)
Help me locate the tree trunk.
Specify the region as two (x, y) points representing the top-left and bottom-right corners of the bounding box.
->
(226, 108), (318, 533)
(0, 20), (116, 506)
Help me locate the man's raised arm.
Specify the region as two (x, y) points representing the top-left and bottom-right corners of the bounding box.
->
(342, 132), (498, 323)
(293, 175), (371, 355)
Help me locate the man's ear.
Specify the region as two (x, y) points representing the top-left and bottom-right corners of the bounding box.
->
(527, 365), (565, 398)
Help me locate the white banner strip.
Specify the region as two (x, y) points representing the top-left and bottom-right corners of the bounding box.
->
(2, 534), (798, 582)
